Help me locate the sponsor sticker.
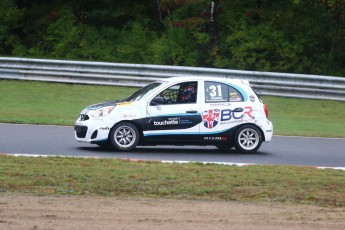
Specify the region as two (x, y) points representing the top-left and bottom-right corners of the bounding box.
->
(230, 92), (242, 102)
(210, 102), (231, 107)
(117, 102), (132, 106)
(202, 106), (253, 129)
(204, 137), (227, 141)
(153, 117), (180, 126)
(202, 109), (220, 129)
(122, 114), (137, 119)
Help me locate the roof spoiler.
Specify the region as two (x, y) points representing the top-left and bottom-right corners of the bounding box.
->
(241, 80), (250, 85)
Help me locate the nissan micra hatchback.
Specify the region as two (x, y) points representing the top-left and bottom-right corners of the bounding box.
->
(75, 77), (273, 153)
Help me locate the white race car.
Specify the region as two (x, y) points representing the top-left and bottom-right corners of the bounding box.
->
(75, 77), (273, 153)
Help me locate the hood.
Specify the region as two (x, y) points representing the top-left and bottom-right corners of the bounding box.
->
(86, 101), (118, 110)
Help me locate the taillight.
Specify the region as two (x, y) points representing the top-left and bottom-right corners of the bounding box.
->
(263, 104), (269, 118)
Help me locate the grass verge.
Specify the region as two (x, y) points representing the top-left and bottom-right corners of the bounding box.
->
(1, 156), (345, 207)
(0, 80), (136, 125)
(1, 80), (345, 137)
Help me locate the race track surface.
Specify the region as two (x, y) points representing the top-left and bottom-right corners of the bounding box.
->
(1, 123), (345, 168)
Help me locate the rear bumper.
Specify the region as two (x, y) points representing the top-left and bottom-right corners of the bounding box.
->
(263, 120), (273, 142)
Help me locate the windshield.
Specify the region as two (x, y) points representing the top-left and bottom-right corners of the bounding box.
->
(124, 82), (163, 102)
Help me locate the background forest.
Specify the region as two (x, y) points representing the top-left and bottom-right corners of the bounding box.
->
(1, 0), (344, 76)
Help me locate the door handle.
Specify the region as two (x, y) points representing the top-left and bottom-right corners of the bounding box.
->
(186, 110), (198, 113)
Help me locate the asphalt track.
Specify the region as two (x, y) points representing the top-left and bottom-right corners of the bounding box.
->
(1, 123), (345, 168)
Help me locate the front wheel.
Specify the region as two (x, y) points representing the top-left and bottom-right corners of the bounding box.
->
(234, 125), (262, 154)
(110, 122), (139, 151)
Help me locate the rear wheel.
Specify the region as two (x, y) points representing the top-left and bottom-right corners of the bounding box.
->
(110, 122), (139, 151)
(234, 125), (262, 154)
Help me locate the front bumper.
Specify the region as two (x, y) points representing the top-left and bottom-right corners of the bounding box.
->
(74, 118), (111, 143)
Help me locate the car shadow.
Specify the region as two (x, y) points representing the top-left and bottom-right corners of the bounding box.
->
(77, 145), (271, 156)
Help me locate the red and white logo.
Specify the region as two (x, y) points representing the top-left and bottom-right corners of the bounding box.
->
(202, 109), (220, 129)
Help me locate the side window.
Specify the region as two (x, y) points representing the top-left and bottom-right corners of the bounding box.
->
(150, 81), (197, 105)
(205, 81), (243, 103)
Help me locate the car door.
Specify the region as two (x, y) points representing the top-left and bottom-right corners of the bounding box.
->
(144, 81), (202, 144)
(199, 80), (251, 145)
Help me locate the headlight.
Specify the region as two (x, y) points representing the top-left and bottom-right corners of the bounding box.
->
(89, 106), (115, 118)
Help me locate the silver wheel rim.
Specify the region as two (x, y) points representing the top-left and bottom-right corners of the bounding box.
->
(238, 128), (259, 150)
(114, 126), (136, 148)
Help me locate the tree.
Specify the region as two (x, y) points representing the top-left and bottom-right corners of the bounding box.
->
(210, 0), (220, 60)
(1, 0), (344, 76)
(214, 0), (345, 76)
(0, 0), (22, 55)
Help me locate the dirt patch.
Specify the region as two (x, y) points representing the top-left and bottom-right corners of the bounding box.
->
(1, 194), (345, 230)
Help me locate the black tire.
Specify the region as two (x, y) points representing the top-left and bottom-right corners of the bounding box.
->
(234, 125), (262, 154)
(109, 122), (140, 151)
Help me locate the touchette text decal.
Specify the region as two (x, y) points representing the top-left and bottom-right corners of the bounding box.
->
(153, 117), (179, 126)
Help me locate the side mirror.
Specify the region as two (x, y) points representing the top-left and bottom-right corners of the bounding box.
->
(150, 97), (166, 106)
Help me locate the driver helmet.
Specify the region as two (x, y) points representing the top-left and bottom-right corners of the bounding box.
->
(179, 84), (196, 102)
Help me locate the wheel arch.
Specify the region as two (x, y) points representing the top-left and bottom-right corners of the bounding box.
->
(108, 120), (144, 145)
(232, 123), (265, 142)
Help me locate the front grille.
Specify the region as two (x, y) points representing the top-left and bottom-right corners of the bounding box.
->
(75, 125), (88, 138)
(80, 114), (89, 121)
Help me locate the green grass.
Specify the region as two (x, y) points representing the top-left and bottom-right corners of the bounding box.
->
(1, 79), (344, 137)
(1, 156), (345, 207)
(0, 80), (137, 125)
(263, 97), (345, 137)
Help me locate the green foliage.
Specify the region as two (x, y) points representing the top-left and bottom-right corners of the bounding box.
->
(215, 22), (304, 72)
(1, 0), (345, 76)
(215, 0), (345, 76)
(0, 0), (23, 54)
(114, 22), (157, 64)
(26, 9), (119, 61)
(149, 27), (199, 66)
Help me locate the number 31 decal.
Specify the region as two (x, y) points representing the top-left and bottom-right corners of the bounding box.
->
(208, 84), (223, 97)
(205, 82), (229, 102)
